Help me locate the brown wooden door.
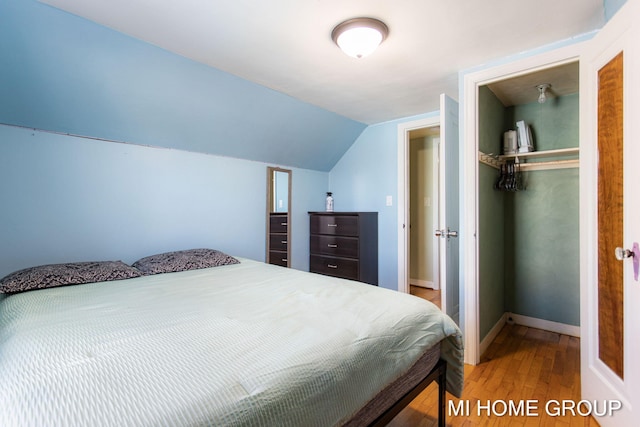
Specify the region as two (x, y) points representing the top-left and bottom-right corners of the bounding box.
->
(597, 51), (624, 379)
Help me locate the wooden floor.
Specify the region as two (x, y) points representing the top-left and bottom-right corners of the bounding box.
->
(410, 285), (442, 308)
(390, 286), (599, 426)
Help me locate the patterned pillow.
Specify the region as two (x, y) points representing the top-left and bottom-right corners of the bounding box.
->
(132, 248), (240, 275)
(0, 261), (144, 294)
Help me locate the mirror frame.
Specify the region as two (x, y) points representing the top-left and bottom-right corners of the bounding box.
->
(266, 167), (292, 267)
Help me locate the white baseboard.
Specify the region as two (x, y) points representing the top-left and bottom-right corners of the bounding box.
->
(480, 313), (508, 357)
(479, 312), (580, 357)
(409, 278), (435, 289)
(508, 313), (580, 337)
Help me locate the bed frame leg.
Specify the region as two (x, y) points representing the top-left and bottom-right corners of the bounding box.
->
(365, 359), (448, 427)
(437, 360), (447, 427)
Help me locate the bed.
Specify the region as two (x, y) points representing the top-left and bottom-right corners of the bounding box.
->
(0, 249), (464, 426)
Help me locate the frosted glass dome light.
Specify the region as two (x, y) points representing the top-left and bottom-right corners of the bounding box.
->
(332, 18), (389, 59)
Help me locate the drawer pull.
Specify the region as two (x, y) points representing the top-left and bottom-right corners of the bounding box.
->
(327, 264), (338, 269)
(327, 244), (338, 248)
(281, 222), (288, 226)
(282, 258), (288, 262)
(281, 240), (287, 244)
(327, 224), (338, 227)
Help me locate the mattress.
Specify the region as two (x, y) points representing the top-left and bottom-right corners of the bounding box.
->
(345, 341), (442, 426)
(0, 258), (463, 426)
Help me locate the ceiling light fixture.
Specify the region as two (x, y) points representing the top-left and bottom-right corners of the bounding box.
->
(537, 83), (551, 104)
(331, 17), (389, 59)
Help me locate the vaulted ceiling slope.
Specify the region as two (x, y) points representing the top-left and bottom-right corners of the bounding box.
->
(2, 1), (604, 172)
(40, 0), (604, 124)
(1, 1), (365, 172)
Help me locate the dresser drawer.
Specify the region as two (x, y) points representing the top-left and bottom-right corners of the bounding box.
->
(269, 215), (288, 233)
(269, 234), (288, 251)
(269, 251), (288, 267)
(310, 235), (358, 258)
(310, 215), (359, 236)
(310, 255), (359, 281)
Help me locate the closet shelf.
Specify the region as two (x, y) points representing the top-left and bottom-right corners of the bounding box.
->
(479, 147), (579, 171)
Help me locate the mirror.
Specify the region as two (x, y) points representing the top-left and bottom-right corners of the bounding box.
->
(266, 167), (292, 267)
(272, 170), (289, 212)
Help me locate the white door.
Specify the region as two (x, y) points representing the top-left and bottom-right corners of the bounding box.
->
(580, 1), (640, 425)
(438, 94), (460, 323)
(397, 94), (460, 326)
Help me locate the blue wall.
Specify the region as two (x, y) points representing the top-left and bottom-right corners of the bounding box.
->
(329, 112), (438, 290)
(0, 124), (327, 277)
(0, 0), (365, 172)
(0, 0), (347, 277)
(504, 95), (580, 326)
(477, 86), (506, 339)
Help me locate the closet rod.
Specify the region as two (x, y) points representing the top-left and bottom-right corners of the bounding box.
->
(518, 159), (579, 171)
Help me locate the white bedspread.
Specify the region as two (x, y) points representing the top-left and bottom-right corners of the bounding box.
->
(0, 258), (463, 426)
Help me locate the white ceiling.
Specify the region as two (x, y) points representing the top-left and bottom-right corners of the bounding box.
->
(487, 61), (580, 106)
(40, 0), (604, 124)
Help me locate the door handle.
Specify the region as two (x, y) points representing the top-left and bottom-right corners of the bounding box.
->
(615, 242), (639, 281)
(435, 228), (458, 239)
(615, 247), (634, 260)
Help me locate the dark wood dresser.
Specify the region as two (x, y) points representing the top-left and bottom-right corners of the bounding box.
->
(308, 212), (378, 285)
(268, 212), (289, 267)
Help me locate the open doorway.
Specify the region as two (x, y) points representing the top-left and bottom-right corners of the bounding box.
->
(408, 127), (441, 308)
(398, 94), (460, 324)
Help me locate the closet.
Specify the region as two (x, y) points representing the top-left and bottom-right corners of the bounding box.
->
(476, 62), (580, 344)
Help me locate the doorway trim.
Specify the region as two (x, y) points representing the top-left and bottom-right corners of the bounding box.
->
(461, 42), (585, 365)
(397, 115), (440, 295)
